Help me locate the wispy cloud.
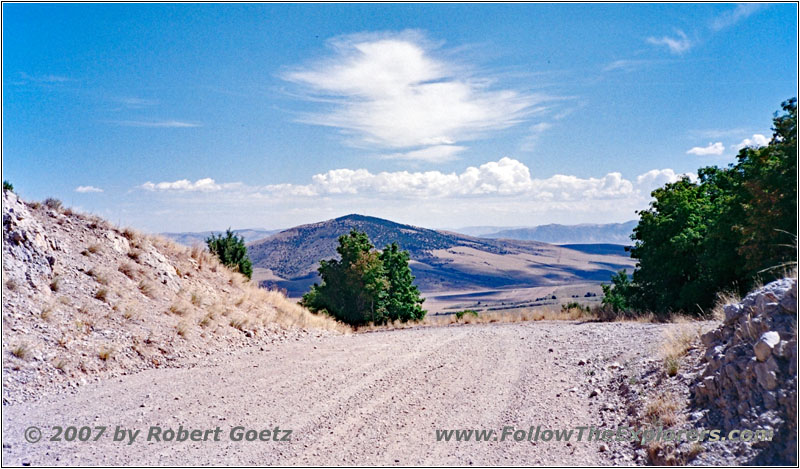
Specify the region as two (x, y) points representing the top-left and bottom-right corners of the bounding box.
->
(75, 185), (103, 193)
(282, 31), (542, 156)
(113, 120), (201, 128)
(711, 4), (766, 31)
(686, 142), (725, 156)
(519, 122), (552, 152)
(647, 30), (692, 54)
(379, 145), (466, 163)
(17, 72), (72, 84)
(114, 97), (159, 109)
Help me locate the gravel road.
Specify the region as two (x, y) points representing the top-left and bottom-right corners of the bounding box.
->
(2, 321), (676, 466)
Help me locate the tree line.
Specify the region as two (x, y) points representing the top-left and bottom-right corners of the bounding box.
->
(604, 98), (797, 318)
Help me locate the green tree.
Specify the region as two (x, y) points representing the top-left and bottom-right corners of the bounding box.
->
(380, 242), (426, 322)
(3, 180), (13, 192)
(621, 98), (797, 316)
(205, 229), (253, 279)
(302, 229), (388, 326)
(735, 97), (797, 277)
(601, 270), (633, 314)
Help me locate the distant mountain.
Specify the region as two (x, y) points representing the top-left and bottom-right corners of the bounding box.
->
(162, 228), (281, 247)
(447, 225), (524, 237)
(247, 214), (635, 297)
(561, 243), (631, 256)
(480, 221), (637, 245)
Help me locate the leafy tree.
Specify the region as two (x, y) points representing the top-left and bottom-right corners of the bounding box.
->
(302, 231), (426, 326)
(735, 97), (797, 277)
(601, 270), (633, 314)
(3, 180), (13, 192)
(380, 242), (426, 322)
(302, 229), (388, 326)
(206, 229), (253, 279)
(620, 98), (797, 316)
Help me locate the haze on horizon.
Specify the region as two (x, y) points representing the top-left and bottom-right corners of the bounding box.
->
(2, 3), (797, 233)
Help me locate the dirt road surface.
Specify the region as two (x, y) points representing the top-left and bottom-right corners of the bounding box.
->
(2, 321), (676, 465)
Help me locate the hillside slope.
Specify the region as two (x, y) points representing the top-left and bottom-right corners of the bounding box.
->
(247, 214), (635, 297)
(1, 191), (345, 403)
(162, 228), (281, 247)
(481, 220), (637, 244)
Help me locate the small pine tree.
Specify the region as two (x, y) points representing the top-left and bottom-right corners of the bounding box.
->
(3, 180), (13, 192)
(205, 229), (253, 279)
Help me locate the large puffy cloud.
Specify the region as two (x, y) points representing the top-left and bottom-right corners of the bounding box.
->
(140, 158), (691, 203)
(736, 133), (769, 150)
(282, 32), (540, 157)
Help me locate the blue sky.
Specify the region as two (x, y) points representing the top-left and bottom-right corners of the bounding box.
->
(3, 3), (797, 232)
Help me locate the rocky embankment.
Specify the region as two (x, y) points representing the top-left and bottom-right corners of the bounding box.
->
(2, 191), (344, 404)
(693, 277), (797, 464)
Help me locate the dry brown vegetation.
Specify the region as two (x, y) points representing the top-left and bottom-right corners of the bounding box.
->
(659, 322), (702, 377)
(2, 191), (349, 403)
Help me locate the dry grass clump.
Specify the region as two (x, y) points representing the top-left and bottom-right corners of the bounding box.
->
(94, 288), (109, 302)
(711, 289), (742, 322)
(49, 275), (61, 292)
(88, 268), (110, 285)
(98, 347), (114, 361)
(41, 303), (54, 321)
(127, 248), (143, 262)
(118, 261), (139, 280)
(121, 227), (139, 241)
(43, 197), (62, 211)
(643, 391), (681, 426)
(138, 279), (158, 299)
(176, 322), (191, 337)
(10, 343), (30, 360)
(190, 291), (204, 307)
(660, 324), (701, 377)
(87, 243), (101, 254)
(168, 300), (192, 316)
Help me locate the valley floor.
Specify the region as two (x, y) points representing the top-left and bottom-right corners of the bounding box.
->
(3, 321), (683, 466)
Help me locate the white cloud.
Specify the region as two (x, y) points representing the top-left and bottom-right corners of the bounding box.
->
(647, 30), (692, 54)
(736, 133), (769, 150)
(687, 142), (725, 156)
(380, 145), (466, 163)
(603, 59), (655, 73)
(282, 32), (540, 154)
(520, 122), (552, 152)
(115, 97), (159, 109)
(75, 185), (103, 193)
(140, 178), (242, 192)
(135, 160), (702, 231)
(711, 4), (766, 31)
(113, 120), (201, 128)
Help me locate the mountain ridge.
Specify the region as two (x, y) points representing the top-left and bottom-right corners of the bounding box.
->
(247, 214), (635, 297)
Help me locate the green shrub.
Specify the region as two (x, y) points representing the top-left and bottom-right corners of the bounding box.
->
(205, 229), (253, 279)
(455, 309), (479, 320)
(43, 197), (63, 210)
(3, 180), (13, 192)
